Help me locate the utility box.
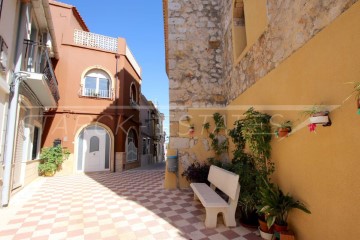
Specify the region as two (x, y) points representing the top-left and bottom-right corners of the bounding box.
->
(167, 155), (178, 172)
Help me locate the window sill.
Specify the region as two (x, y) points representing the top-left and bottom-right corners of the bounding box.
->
(79, 95), (113, 100)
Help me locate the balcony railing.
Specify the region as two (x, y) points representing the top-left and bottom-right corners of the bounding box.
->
(22, 40), (60, 104)
(81, 87), (111, 99)
(74, 29), (118, 52)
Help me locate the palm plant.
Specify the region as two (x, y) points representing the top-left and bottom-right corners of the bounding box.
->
(259, 178), (311, 228)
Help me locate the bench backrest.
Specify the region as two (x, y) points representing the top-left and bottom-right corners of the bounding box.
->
(208, 165), (240, 200)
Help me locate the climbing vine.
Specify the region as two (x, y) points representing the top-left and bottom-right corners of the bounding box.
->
(203, 113), (229, 157)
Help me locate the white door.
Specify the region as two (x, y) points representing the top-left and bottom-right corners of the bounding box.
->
(83, 128), (106, 172)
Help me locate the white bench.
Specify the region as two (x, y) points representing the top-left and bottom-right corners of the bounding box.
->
(190, 165), (240, 228)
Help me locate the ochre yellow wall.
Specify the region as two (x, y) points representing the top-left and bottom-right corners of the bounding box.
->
(165, 109), (228, 189)
(165, 2), (360, 238)
(233, 0), (268, 63)
(227, 2), (360, 239)
(244, 0), (268, 45)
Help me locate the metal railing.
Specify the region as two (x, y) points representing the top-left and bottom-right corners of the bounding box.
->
(82, 88), (111, 99)
(22, 40), (60, 102)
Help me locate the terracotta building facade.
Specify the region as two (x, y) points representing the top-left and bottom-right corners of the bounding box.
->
(42, 1), (142, 173)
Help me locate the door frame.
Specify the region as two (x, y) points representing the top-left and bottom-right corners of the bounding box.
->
(74, 123), (114, 172)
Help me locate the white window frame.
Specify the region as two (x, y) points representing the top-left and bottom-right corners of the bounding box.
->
(82, 71), (111, 99)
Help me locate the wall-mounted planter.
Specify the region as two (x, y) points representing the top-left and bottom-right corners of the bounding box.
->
(309, 112), (331, 126)
(276, 127), (291, 138)
(308, 111), (331, 132)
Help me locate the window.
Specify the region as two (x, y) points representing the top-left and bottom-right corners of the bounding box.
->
(83, 70), (111, 98)
(89, 136), (99, 153)
(142, 138), (146, 154)
(130, 83), (137, 103)
(31, 126), (40, 160)
(232, 0), (247, 60)
(146, 138), (150, 154)
(232, 0), (268, 61)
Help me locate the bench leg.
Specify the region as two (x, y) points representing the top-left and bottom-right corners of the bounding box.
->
(223, 210), (237, 227)
(204, 208), (219, 228)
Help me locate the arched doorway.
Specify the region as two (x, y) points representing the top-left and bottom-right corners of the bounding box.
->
(126, 128), (138, 163)
(77, 125), (111, 172)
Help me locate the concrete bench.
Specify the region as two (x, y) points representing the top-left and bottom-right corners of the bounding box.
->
(190, 165), (240, 228)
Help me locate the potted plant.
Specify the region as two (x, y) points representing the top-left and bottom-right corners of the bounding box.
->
(275, 121), (292, 138)
(189, 124), (195, 134)
(303, 105), (331, 132)
(259, 179), (311, 239)
(38, 146), (70, 176)
(38, 162), (57, 177)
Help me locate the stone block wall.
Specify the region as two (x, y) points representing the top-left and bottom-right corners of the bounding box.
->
(166, 0), (358, 161)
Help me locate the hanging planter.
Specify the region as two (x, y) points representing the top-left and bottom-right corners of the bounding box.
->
(303, 106), (331, 132)
(275, 121), (292, 138)
(189, 124), (195, 136)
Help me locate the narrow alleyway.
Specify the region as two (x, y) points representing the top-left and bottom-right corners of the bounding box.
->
(0, 166), (259, 240)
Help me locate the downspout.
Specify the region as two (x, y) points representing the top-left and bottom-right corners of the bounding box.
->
(114, 53), (120, 172)
(1, 72), (29, 207)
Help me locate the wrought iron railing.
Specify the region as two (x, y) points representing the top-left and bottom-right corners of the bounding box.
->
(22, 40), (60, 103)
(82, 88), (111, 99)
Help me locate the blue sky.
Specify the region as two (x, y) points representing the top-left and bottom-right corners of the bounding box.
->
(59, 0), (169, 137)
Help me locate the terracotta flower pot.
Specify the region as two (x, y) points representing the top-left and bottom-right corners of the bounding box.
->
(277, 127), (291, 137)
(258, 217), (269, 232)
(274, 223), (288, 239)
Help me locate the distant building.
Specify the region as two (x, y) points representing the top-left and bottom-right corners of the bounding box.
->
(139, 94), (165, 167)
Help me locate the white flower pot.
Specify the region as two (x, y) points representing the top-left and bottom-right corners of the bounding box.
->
(309, 115), (329, 124)
(259, 227), (274, 240)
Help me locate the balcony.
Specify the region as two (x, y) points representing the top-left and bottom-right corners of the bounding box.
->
(74, 29), (118, 52)
(22, 40), (59, 107)
(79, 87), (113, 99)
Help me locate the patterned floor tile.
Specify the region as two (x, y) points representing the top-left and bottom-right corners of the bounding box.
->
(0, 167), (258, 239)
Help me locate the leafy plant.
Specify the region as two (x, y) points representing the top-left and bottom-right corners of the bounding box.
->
(278, 120), (292, 129)
(205, 113), (229, 157)
(181, 161), (210, 184)
(203, 122), (210, 131)
(38, 146), (70, 176)
(302, 105), (327, 117)
(228, 107), (274, 223)
(259, 178), (311, 228)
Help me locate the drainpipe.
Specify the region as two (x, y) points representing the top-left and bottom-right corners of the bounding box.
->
(1, 72), (29, 207)
(114, 53), (120, 172)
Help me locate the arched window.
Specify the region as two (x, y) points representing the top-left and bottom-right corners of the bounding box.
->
(83, 70), (111, 98)
(130, 83), (137, 103)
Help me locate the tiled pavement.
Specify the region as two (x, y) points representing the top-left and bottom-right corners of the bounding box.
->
(0, 166), (261, 239)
